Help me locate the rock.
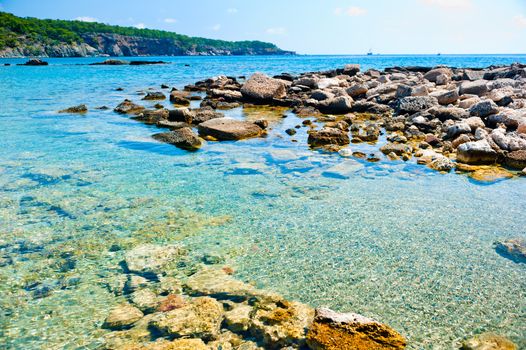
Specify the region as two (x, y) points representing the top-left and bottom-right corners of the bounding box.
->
(250, 299), (314, 349)
(311, 90), (335, 101)
(142, 91), (166, 100)
(459, 97), (482, 109)
(322, 160), (364, 179)
(157, 294), (187, 312)
(460, 80), (489, 97)
(504, 150), (526, 169)
(254, 119), (269, 129)
(58, 104), (88, 114)
(486, 111), (524, 130)
(318, 96), (353, 114)
(20, 59), (49, 66)
(124, 244), (185, 277)
(185, 268), (256, 302)
(133, 109), (169, 124)
(469, 167), (513, 183)
(469, 100), (499, 118)
(285, 128), (297, 136)
(456, 140), (497, 164)
(241, 73), (287, 101)
(318, 78), (340, 89)
(210, 89), (243, 101)
(435, 89), (459, 105)
(424, 67), (452, 82)
(462, 70), (485, 81)
(152, 128), (202, 151)
(308, 127), (350, 147)
(170, 91), (191, 106)
(306, 308), (407, 350)
(491, 128), (526, 151)
(343, 64), (360, 76)
(103, 304), (144, 330)
(90, 59), (127, 65)
(494, 238), (526, 264)
(428, 156), (455, 172)
(224, 303), (253, 333)
(436, 73), (450, 85)
(465, 117), (485, 132)
(447, 122), (472, 139)
(428, 106), (469, 121)
(168, 108), (194, 124)
(197, 118), (263, 140)
(129, 60), (167, 65)
(130, 289), (159, 313)
(137, 338), (209, 350)
(380, 143), (412, 156)
(462, 333), (517, 350)
(114, 100), (145, 114)
(396, 96), (438, 113)
(346, 84), (368, 97)
(452, 134), (471, 149)
(150, 296), (223, 340)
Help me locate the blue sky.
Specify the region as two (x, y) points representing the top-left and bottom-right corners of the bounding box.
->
(1, 0), (525, 54)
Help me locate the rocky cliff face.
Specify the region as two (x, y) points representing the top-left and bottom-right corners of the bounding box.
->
(0, 33), (293, 58)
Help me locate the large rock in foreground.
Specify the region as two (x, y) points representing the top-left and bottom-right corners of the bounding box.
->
(456, 140), (498, 165)
(241, 73), (287, 101)
(197, 118), (263, 140)
(152, 128), (202, 151)
(306, 308), (407, 350)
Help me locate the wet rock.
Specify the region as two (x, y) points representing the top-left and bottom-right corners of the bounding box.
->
(197, 118), (263, 140)
(142, 91), (166, 100)
(306, 308), (407, 350)
(428, 156), (455, 172)
(135, 338), (209, 350)
(250, 299), (314, 349)
(469, 167), (513, 183)
(152, 128), (202, 151)
(494, 238), (526, 264)
(459, 80), (489, 97)
(380, 143), (412, 156)
(396, 96), (438, 113)
(19, 59), (49, 66)
(185, 268), (256, 302)
(308, 127), (350, 147)
(103, 304), (144, 330)
(168, 108), (194, 124)
(130, 60), (167, 65)
(157, 294), (187, 312)
(224, 303), (253, 333)
(59, 104), (88, 114)
(130, 289), (159, 313)
(322, 160), (364, 179)
(285, 128), (297, 136)
(469, 100), (499, 118)
(317, 96), (353, 114)
(170, 91), (191, 106)
(90, 59), (127, 65)
(133, 109), (169, 124)
(461, 333), (518, 350)
(114, 100), (145, 114)
(150, 296), (223, 340)
(241, 73), (287, 101)
(124, 244), (185, 277)
(456, 140), (497, 164)
(504, 150), (526, 169)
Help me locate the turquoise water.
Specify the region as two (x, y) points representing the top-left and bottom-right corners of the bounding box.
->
(1, 55), (525, 349)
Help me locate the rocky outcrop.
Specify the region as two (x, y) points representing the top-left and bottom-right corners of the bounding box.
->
(58, 104), (87, 114)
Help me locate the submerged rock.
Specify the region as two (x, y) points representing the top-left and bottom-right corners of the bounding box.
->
(114, 99), (145, 114)
(461, 333), (517, 350)
(124, 244), (185, 277)
(308, 127), (350, 147)
(185, 268), (256, 301)
(103, 304), (144, 330)
(306, 308), (407, 350)
(58, 104), (88, 114)
(152, 128), (202, 151)
(241, 73), (287, 101)
(469, 167), (513, 183)
(197, 118), (263, 140)
(495, 238), (526, 263)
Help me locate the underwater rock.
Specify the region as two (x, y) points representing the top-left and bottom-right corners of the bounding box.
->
(224, 303), (253, 333)
(114, 99), (145, 114)
(103, 304), (144, 330)
(306, 308), (407, 350)
(197, 118), (263, 140)
(185, 268), (256, 302)
(58, 104), (88, 114)
(468, 167), (513, 183)
(150, 296), (224, 340)
(308, 127), (350, 147)
(322, 160), (364, 179)
(157, 294), (187, 312)
(130, 289), (160, 313)
(495, 238), (526, 263)
(124, 244), (186, 277)
(461, 333), (517, 350)
(152, 128), (202, 151)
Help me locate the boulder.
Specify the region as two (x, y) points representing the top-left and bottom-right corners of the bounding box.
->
(494, 238), (526, 264)
(346, 84), (368, 97)
(491, 128), (526, 151)
(311, 90), (335, 101)
(191, 108), (224, 124)
(241, 73), (287, 101)
(459, 80), (488, 97)
(114, 100), (145, 114)
(456, 140), (497, 164)
(130, 289), (160, 313)
(308, 127), (350, 147)
(428, 106), (468, 121)
(185, 268), (256, 302)
(103, 304), (144, 330)
(396, 96), (438, 114)
(380, 143), (412, 156)
(424, 67), (452, 82)
(486, 111), (524, 129)
(318, 96), (353, 114)
(343, 64), (360, 76)
(152, 128), (202, 151)
(197, 118), (263, 140)
(462, 70), (485, 81)
(435, 89), (459, 105)
(133, 109), (169, 124)
(446, 122), (471, 139)
(124, 244), (186, 277)
(469, 100), (499, 118)
(504, 150), (526, 169)
(168, 108), (194, 124)
(59, 104), (88, 114)
(142, 92), (166, 100)
(170, 91), (191, 106)
(150, 297), (223, 340)
(20, 59), (49, 66)
(210, 89), (243, 101)
(306, 308), (407, 350)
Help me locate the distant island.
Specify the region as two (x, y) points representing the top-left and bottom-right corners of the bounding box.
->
(0, 12), (295, 57)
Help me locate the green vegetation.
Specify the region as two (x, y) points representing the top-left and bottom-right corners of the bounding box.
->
(0, 11), (289, 54)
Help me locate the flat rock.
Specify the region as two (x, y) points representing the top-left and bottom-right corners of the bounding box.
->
(59, 104), (88, 114)
(124, 244), (185, 277)
(461, 332), (517, 350)
(103, 304), (144, 330)
(308, 127), (350, 147)
(114, 100), (145, 114)
(495, 238), (526, 263)
(322, 160), (364, 179)
(197, 118), (263, 140)
(130, 289), (160, 313)
(306, 308), (407, 350)
(469, 167), (513, 183)
(142, 91), (166, 100)
(460, 80), (489, 97)
(152, 128), (202, 151)
(185, 268), (256, 301)
(241, 73), (287, 101)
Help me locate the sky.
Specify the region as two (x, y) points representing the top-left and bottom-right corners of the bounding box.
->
(1, 0), (525, 54)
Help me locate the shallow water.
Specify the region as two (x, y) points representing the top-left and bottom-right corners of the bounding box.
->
(1, 55), (525, 349)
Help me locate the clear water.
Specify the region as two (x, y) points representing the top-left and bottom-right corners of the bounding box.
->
(1, 55), (525, 349)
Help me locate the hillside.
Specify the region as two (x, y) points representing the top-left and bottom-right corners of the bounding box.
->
(0, 12), (294, 57)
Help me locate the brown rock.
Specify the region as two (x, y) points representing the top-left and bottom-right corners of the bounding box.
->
(504, 150), (526, 170)
(241, 73), (287, 101)
(461, 332), (517, 350)
(306, 308), (407, 350)
(152, 128), (202, 151)
(197, 118), (263, 140)
(469, 167), (513, 183)
(495, 238), (526, 263)
(114, 100), (145, 114)
(59, 104), (88, 114)
(308, 127), (350, 147)
(103, 304), (144, 330)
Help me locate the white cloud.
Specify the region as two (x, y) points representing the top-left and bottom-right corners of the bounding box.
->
(266, 27), (287, 35)
(75, 16), (98, 22)
(334, 7), (367, 16)
(419, 0), (473, 10)
(212, 24), (221, 31)
(164, 18), (177, 24)
(227, 8), (238, 14)
(134, 23), (146, 29)
(514, 15), (526, 29)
